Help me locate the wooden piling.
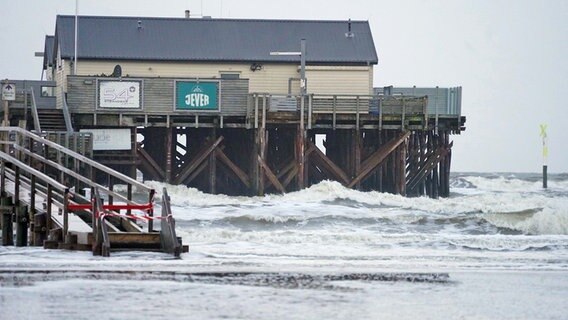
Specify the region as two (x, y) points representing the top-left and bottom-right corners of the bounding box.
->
(33, 212), (47, 246)
(1, 196), (13, 246)
(296, 125), (305, 191)
(15, 205), (28, 246)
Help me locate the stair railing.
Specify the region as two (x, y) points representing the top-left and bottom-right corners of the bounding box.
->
(0, 127), (156, 233)
(61, 92), (74, 132)
(29, 87), (42, 132)
(160, 187), (181, 257)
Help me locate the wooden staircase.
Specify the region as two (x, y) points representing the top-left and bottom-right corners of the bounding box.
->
(37, 109), (67, 132)
(0, 127), (187, 258)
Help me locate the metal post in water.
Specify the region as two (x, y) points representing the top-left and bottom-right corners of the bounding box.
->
(540, 124), (548, 189)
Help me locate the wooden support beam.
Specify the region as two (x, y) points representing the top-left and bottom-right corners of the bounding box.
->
(348, 131), (411, 188)
(1, 196), (13, 246)
(296, 125), (305, 190)
(136, 144), (166, 180)
(281, 165), (299, 188)
(257, 155), (286, 194)
(397, 139), (407, 196)
(306, 140), (350, 185)
(276, 158), (297, 181)
(407, 141), (453, 192)
(209, 129), (217, 194)
(215, 149), (251, 188)
(185, 159), (208, 185)
(353, 130), (362, 190)
(16, 205), (28, 246)
(174, 136), (224, 185)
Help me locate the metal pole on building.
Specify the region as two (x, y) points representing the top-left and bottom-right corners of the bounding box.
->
(300, 39), (306, 96)
(74, 0), (78, 75)
(540, 124), (548, 189)
(270, 39), (307, 95)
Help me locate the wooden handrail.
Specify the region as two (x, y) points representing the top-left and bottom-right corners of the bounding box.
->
(0, 150), (71, 236)
(61, 92), (74, 132)
(29, 87), (42, 132)
(0, 127), (150, 192)
(160, 187), (181, 257)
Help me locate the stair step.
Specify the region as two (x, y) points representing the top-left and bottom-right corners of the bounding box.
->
(108, 231), (162, 250)
(36, 109), (67, 132)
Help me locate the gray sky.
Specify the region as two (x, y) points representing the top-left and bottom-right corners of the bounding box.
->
(1, 0), (567, 173)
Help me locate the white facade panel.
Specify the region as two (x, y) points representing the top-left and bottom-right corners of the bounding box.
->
(80, 128), (132, 150)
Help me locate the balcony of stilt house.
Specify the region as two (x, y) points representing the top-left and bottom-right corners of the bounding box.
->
(62, 76), (465, 198)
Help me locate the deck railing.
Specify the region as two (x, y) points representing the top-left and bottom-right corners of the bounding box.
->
(249, 93), (428, 129)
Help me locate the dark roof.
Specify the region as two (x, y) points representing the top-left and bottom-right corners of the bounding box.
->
(54, 15), (378, 65)
(43, 35), (55, 69)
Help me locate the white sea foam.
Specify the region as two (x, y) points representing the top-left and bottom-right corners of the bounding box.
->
(147, 177), (568, 235)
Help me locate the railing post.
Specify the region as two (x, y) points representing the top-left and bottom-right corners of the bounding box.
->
(46, 184), (53, 233)
(14, 166), (20, 207)
(254, 94), (259, 129)
(63, 188), (69, 243)
(127, 183), (133, 215)
(30, 175), (36, 218)
(262, 94), (267, 130)
(148, 189), (155, 232)
(333, 95), (337, 130)
(356, 96), (360, 131)
(402, 97), (406, 131)
(0, 160), (5, 195)
(308, 94), (313, 130)
(379, 96), (383, 131)
(300, 94), (305, 131)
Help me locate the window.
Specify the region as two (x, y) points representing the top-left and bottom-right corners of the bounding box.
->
(220, 73), (240, 80)
(41, 86), (55, 97)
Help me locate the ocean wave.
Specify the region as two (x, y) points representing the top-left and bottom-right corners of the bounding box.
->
(145, 179), (568, 236)
(446, 234), (568, 251)
(482, 208), (568, 235)
(451, 173), (568, 193)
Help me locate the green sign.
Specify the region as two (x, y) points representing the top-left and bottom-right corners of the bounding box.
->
(176, 81), (219, 111)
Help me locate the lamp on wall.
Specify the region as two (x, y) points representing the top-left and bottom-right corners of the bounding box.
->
(250, 63), (263, 72)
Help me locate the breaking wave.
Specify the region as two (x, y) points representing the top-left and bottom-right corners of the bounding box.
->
(146, 174), (568, 236)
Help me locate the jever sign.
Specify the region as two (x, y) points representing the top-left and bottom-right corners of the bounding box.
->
(175, 81), (219, 111)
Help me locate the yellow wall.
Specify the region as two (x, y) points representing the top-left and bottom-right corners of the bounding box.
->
(59, 60), (373, 96)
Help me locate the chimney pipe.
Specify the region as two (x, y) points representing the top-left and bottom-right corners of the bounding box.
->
(346, 18), (354, 38)
(185, 10), (190, 18)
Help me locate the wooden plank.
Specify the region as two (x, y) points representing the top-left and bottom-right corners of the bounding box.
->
(174, 136), (224, 185)
(215, 149), (251, 188)
(257, 155), (285, 193)
(407, 141), (453, 191)
(276, 158), (296, 180)
(185, 160), (208, 185)
(108, 232), (161, 244)
(348, 131), (410, 188)
(136, 144), (165, 180)
(281, 165), (299, 189)
(306, 140), (350, 185)
(159, 188), (181, 257)
(296, 126), (305, 189)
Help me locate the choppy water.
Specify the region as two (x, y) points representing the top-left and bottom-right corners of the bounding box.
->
(1, 173), (567, 319)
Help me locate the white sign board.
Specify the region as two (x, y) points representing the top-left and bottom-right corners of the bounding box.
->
(80, 128), (132, 151)
(2, 83), (16, 101)
(98, 80), (141, 109)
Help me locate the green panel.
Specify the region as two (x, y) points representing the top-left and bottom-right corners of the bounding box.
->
(175, 81), (219, 111)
